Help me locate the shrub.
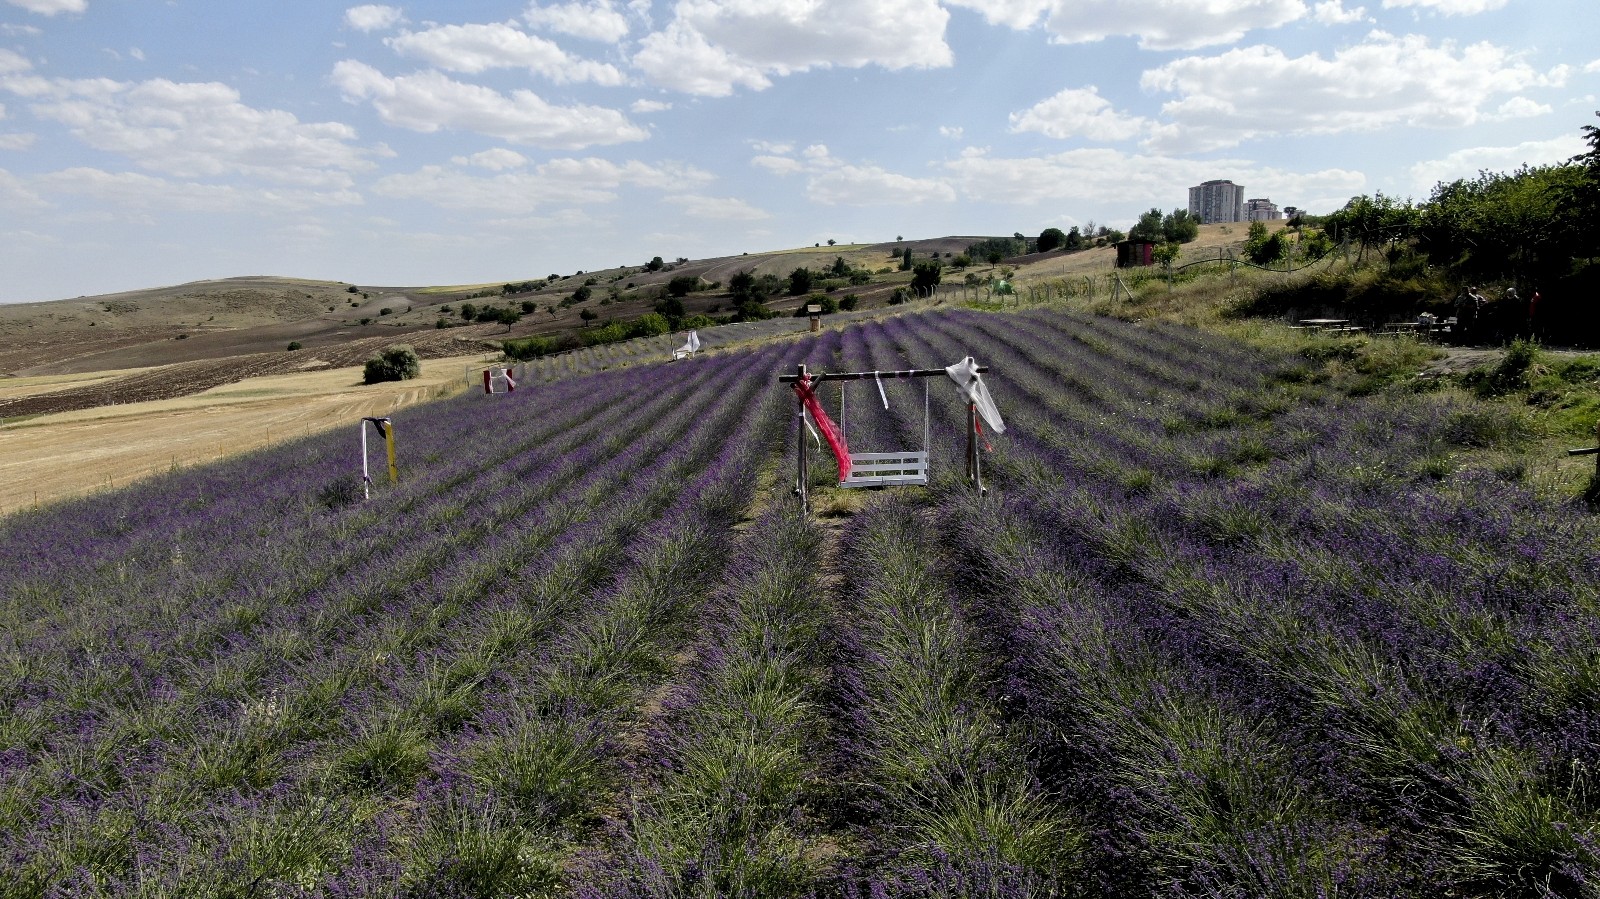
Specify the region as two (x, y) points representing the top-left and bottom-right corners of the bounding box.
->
(503, 335), (556, 360)
(363, 344), (421, 384)
(380, 307), (393, 316)
(359, 318), (372, 325)
(840, 294), (859, 311)
(286, 341), (302, 351)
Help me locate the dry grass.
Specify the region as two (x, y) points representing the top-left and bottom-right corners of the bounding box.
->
(0, 352), (496, 514)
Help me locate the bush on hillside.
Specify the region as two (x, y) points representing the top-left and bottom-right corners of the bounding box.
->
(363, 345), (420, 384)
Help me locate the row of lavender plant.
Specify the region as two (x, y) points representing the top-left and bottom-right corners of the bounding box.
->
(890, 307), (1599, 896)
(1, 354), (747, 853)
(0, 337), (812, 893)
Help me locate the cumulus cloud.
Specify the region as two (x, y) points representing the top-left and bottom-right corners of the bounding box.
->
(524, 0), (632, 42)
(370, 155), (712, 212)
(5, 0), (86, 15)
(940, 125), (964, 139)
(10, 75), (377, 186)
(664, 193), (770, 219)
(385, 22), (625, 85)
(634, 0), (951, 96)
(37, 167), (362, 212)
(0, 167), (46, 208)
(1010, 87), (1147, 141)
(0, 49), (32, 74)
(978, 0), (1310, 52)
(1140, 31), (1563, 153)
(453, 148), (529, 169)
(1311, 0), (1366, 23)
(942, 145), (1365, 214)
(332, 60), (648, 149)
(631, 98), (671, 113)
(1381, 0), (1507, 15)
(747, 142), (953, 205)
(0, 131), (38, 149)
(345, 5), (405, 32)
(1408, 134), (1589, 194)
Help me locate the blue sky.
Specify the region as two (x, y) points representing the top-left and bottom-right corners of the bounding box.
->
(0, 0), (1595, 303)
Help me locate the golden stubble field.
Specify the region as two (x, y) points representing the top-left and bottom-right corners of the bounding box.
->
(0, 353), (498, 515)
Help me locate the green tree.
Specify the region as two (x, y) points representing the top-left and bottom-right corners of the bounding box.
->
(899, 247), (913, 271)
(1128, 208), (1165, 242)
(1152, 242), (1181, 267)
(1037, 227), (1068, 252)
(788, 267), (814, 295)
(910, 259), (942, 294)
(1161, 209), (1199, 243)
(645, 256), (665, 272)
(1065, 227), (1083, 250)
(363, 344), (420, 384)
(667, 275), (700, 297)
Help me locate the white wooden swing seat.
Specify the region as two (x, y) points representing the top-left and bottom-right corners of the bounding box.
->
(841, 451), (928, 488)
(837, 374), (930, 488)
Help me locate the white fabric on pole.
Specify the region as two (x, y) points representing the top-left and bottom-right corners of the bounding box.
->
(675, 330), (701, 356)
(873, 371), (889, 409)
(945, 356), (1006, 433)
(802, 407), (822, 449)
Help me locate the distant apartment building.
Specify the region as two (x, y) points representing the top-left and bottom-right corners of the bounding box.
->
(1188, 179), (1244, 224)
(1245, 198), (1282, 221)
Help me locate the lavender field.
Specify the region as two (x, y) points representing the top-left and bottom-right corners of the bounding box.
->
(1, 307), (1597, 897)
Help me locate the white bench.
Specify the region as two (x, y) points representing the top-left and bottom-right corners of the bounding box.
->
(841, 451), (929, 488)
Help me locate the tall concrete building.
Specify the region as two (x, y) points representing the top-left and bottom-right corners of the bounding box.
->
(1188, 179), (1244, 224)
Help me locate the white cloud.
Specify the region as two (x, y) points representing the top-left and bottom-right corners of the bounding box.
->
(36, 167), (362, 212)
(0, 49), (32, 74)
(5, 0), (86, 15)
(1311, 0), (1366, 23)
(385, 22), (625, 85)
(941, 0), (1052, 29)
(1381, 0), (1506, 15)
(370, 156), (712, 212)
(524, 1), (632, 42)
(0, 132), (37, 149)
(632, 21), (771, 96)
(665, 193), (770, 220)
(633, 0), (951, 96)
(1491, 97), (1550, 119)
(942, 145), (1364, 214)
(1140, 31), (1561, 153)
(13, 76), (376, 186)
(751, 154), (804, 174)
(1408, 134), (1589, 194)
(345, 5), (406, 32)
(631, 98), (671, 113)
(1, 23), (44, 36)
(1584, 59), (1600, 75)
(332, 60), (648, 149)
(1010, 87), (1147, 141)
(940, 125), (964, 139)
(746, 142), (954, 203)
(453, 148), (529, 169)
(0, 167), (45, 208)
(1026, 0), (1308, 52)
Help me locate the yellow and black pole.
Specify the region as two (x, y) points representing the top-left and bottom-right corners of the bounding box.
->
(361, 416), (397, 499)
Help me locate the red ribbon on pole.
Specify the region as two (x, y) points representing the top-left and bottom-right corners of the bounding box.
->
(791, 374), (852, 481)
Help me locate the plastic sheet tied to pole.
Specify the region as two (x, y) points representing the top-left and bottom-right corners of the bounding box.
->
(790, 374), (851, 482)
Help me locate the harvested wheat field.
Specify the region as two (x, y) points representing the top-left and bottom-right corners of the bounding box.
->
(0, 353), (497, 514)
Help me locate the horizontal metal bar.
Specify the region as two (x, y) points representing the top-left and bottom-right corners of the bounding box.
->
(778, 366), (987, 383)
(1568, 447), (1600, 456)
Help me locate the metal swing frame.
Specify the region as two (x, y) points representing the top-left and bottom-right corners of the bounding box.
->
(780, 362), (990, 509)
